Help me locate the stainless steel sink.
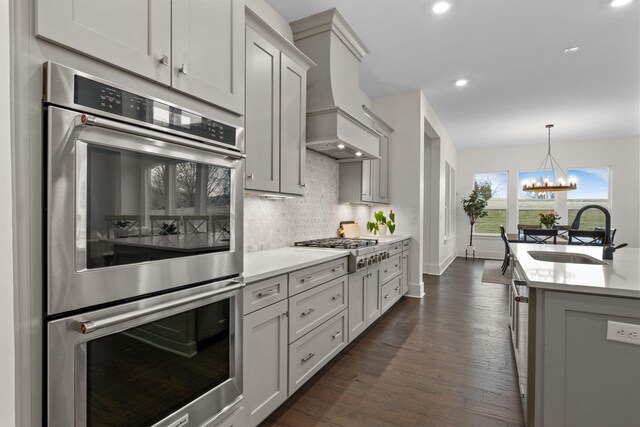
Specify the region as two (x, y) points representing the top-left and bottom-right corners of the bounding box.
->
(527, 251), (607, 265)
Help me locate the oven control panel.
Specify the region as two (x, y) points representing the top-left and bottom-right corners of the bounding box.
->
(73, 75), (236, 146)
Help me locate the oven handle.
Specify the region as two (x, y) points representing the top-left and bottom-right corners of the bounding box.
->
(78, 114), (245, 160)
(78, 281), (244, 334)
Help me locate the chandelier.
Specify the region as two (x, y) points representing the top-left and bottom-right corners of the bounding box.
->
(522, 124), (577, 193)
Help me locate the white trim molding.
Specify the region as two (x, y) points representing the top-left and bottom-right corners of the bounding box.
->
(424, 250), (457, 275)
(406, 281), (425, 299)
(455, 249), (503, 260)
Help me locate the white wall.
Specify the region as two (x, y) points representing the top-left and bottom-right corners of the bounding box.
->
(421, 93), (459, 275)
(371, 91), (424, 295)
(456, 137), (640, 258)
(0, 0), (16, 424)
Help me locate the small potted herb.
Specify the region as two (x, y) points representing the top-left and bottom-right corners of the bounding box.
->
(367, 210), (396, 235)
(538, 211), (561, 229)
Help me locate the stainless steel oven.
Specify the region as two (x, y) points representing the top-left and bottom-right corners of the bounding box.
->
(44, 62), (244, 315)
(48, 278), (243, 427)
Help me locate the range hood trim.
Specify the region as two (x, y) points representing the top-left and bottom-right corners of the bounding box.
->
(291, 8), (370, 62)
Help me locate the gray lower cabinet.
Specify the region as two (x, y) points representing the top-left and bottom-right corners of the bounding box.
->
(401, 250), (409, 295)
(365, 267), (382, 325)
(348, 266), (381, 343)
(381, 275), (402, 314)
(243, 299), (288, 427)
(245, 11), (314, 196)
(289, 309), (348, 394)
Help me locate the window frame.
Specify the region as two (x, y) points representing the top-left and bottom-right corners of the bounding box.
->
(471, 170), (509, 236)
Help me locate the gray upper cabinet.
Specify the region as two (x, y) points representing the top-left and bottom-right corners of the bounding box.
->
(172, 0), (245, 114)
(339, 107), (393, 204)
(279, 55), (307, 195)
(245, 10), (315, 196)
(245, 26), (280, 193)
(36, 0), (244, 114)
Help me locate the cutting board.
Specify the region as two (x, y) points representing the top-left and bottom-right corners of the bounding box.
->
(341, 223), (361, 239)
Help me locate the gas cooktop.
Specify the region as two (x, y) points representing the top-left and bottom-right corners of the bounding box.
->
(294, 237), (378, 250)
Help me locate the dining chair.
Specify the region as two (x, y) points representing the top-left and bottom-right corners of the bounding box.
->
(105, 215), (142, 238)
(567, 229), (606, 246)
(523, 228), (557, 244)
(517, 223), (541, 240)
(183, 215), (210, 234)
(499, 225), (510, 275)
(150, 215), (182, 236)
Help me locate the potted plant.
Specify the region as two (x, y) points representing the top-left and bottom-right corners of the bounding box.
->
(538, 211), (561, 229)
(367, 210), (396, 235)
(461, 189), (488, 251)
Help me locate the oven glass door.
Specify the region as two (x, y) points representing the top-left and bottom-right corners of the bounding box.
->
(48, 281), (242, 427)
(47, 106), (244, 315)
(83, 144), (232, 269)
(86, 298), (230, 427)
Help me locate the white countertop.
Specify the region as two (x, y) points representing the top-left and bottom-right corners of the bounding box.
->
(243, 247), (350, 284)
(361, 234), (410, 244)
(511, 243), (640, 299)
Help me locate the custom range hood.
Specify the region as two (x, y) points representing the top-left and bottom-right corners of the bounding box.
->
(291, 9), (380, 160)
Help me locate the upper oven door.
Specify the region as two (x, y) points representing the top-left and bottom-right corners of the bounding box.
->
(46, 106), (244, 315)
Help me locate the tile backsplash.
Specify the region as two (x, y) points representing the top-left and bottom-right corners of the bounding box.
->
(244, 150), (371, 252)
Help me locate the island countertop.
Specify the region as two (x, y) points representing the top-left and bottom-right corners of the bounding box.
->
(510, 243), (640, 299)
(243, 247), (350, 284)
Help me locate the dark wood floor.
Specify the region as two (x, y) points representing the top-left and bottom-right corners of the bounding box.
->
(262, 258), (525, 427)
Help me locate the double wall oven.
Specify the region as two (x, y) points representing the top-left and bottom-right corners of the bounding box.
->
(44, 63), (245, 426)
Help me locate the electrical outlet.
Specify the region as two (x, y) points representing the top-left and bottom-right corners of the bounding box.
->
(607, 321), (640, 345)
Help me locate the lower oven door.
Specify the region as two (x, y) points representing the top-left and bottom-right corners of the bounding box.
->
(47, 279), (243, 427)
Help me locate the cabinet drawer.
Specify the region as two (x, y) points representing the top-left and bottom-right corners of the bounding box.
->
(243, 275), (288, 315)
(288, 310), (347, 394)
(381, 275), (402, 314)
(402, 239), (410, 251)
(388, 241), (403, 256)
(288, 257), (348, 296)
(380, 254), (402, 284)
(289, 276), (348, 343)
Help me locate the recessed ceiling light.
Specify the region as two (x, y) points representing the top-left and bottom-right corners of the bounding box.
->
(432, 1), (451, 14)
(564, 47), (580, 53)
(610, 0), (633, 7)
(355, 152), (362, 157)
(455, 79), (469, 87)
(337, 144), (345, 149)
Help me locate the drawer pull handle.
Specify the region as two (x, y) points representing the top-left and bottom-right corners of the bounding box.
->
(384, 294), (390, 299)
(395, 287), (400, 291)
(395, 264), (399, 268)
(331, 293), (341, 301)
(300, 275), (313, 283)
(331, 267), (341, 272)
(257, 289), (276, 297)
(301, 308), (315, 316)
(301, 352), (315, 363)
(332, 331), (342, 339)
(384, 269), (389, 273)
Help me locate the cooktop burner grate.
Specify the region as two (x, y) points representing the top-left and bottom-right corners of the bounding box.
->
(294, 238), (378, 250)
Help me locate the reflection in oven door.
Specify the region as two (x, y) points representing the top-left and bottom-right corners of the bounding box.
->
(47, 280), (243, 427)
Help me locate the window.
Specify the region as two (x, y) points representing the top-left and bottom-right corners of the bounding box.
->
(518, 171), (556, 226)
(473, 172), (507, 234)
(567, 167), (610, 229)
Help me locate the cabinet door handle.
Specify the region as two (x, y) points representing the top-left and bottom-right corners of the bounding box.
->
(395, 264), (399, 268)
(247, 174), (254, 180)
(158, 54), (169, 66)
(301, 352), (315, 363)
(332, 331), (342, 339)
(301, 184), (307, 188)
(257, 288), (276, 297)
(178, 63), (189, 75)
(384, 294), (390, 299)
(282, 312), (288, 318)
(331, 293), (341, 301)
(395, 286), (400, 291)
(301, 308), (315, 316)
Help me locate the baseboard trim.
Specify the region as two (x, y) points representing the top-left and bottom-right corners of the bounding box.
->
(407, 281), (424, 298)
(455, 249), (503, 260)
(424, 250), (457, 276)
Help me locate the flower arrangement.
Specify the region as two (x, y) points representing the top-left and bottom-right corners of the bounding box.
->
(538, 211), (561, 229)
(367, 210), (396, 235)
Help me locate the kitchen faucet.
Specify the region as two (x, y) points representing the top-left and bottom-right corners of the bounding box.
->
(570, 204), (626, 259)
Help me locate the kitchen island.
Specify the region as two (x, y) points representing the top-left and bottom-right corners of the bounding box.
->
(509, 243), (640, 427)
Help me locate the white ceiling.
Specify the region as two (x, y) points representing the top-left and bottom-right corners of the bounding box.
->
(266, 0), (640, 150)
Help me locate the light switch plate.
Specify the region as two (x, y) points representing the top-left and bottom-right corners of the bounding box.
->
(606, 321), (640, 345)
